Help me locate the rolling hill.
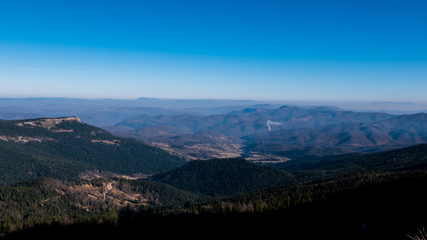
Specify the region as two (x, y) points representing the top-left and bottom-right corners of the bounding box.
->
(271, 143), (427, 181)
(151, 158), (295, 196)
(0, 117), (186, 185)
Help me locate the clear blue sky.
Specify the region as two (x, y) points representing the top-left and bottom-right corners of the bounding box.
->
(0, 0), (426, 102)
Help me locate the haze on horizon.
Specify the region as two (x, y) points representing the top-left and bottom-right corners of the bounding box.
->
(0, 0), (426, 103)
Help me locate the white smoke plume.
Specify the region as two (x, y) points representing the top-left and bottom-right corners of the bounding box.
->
(266, 120), (283, 131)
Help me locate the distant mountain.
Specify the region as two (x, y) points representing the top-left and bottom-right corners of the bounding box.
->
(151, 158), (295, 196)
(110, 105), (395, 138)
(0, 117), (185, 185)
(108, 105), (396, 160)
(243, 113), (427, 160)
(0, 98), (266, 127)
(7, 98), (426, 161)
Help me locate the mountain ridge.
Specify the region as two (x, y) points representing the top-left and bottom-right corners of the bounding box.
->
(0, 116), (186, 185)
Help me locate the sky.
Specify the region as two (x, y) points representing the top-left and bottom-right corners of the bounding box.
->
(0, 0), (426, 102)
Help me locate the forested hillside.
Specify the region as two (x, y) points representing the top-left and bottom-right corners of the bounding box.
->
(272, 143), (427, 181)
(0, 117), (185, 185)
(0, 177), (204, 235)
(151, 158), (295, 196)
(183, 171), (427, 239)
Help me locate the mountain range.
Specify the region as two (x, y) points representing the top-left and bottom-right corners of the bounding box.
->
(108, 105), (395, 137)
(2, 98), (427, 126)
(243, 112), (427, 160)
(0, 98), (267, 127)
(3, 98), (427, 162)
(106, 105), (427, 161)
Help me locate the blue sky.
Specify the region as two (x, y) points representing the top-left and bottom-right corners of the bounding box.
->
(0, 0), (426, 102)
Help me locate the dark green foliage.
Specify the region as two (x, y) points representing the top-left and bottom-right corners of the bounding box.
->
(0, 177), (205, 235)
(152, 158), (295, 196)
(0, 179), (89, 233)
(115, 179), (206, 210)
(4, 171), (427, 240)
(0, 142), (92, 185)
(181, 171), (427, 239)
